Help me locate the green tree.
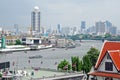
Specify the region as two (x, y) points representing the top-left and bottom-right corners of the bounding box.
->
(82, 55), (92, 73)
(81, 47), (99, 73)
(15, 39), (22, 45)
(87, 47), (99, 66)
(78, 61), (82, 72)
(71, 56), (82, 72)
(57, 59), (71, 71)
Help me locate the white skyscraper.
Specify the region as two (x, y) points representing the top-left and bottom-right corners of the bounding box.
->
(31, 6), (40, 33)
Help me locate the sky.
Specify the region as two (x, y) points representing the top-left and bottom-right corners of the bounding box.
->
(0, 0), (120, 30)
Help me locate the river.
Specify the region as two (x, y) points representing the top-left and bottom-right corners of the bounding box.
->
(0, 40), (103, 70)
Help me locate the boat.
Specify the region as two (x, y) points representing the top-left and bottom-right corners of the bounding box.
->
(29, 55), (42, 59)
(30, 45), (38, 50)
(38, 44), (53, 50)
(30, 44), (53, 50)
(66, 44), (76, 48)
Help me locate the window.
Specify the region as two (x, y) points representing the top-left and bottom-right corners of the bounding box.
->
(105, 62), (113, 71)
(34, 40), (39, 44)
(107, 54), (110, 59)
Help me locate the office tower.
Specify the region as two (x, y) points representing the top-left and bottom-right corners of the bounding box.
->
(14, 24), (19, 35)
(105, 21), (112, 33)
(61, 27), (70, 36)
(31, 6), (40, 33)
(110, 26), (117, 35)
(72, 27), (77, 35)
(95, 21), (105, 35)
(57, 24), (61, 33)
(87, 26), (96, 34)
(81, 21), (86, 29)
(81, 21), (86, 33)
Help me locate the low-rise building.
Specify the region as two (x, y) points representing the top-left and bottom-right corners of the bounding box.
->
(56, 39), (76, 48)
(21, 37), (42, 45)
(6, 36), (18, 45)
(56, 39), (67, 48)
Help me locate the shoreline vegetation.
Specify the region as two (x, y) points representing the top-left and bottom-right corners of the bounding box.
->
(68, 33), (120, 41)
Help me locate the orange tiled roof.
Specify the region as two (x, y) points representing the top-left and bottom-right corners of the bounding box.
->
(95, 41), (120, 69)
(109, 50), (120, 71)
(88, 71), (120, 79)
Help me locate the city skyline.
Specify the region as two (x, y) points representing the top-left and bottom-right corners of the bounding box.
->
(0, 0), (120, 30)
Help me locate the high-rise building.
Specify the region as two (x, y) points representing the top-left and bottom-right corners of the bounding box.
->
(105, 21), (112, 33)
(61, 27), (70, 36)
(110, 26), (117, 35)
(95, 21), (105, 35)
(87, 26), (96, 34)
(81, 21), (86, 29)
(31, 6), (40, 33)
(80, 21), (86, 33)
(14, 24), (19, 35)
(57, 24), (61, 33)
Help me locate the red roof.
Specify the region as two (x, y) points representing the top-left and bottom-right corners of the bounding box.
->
(88, 71), (120, 79)
(95, 41), (120, 69)
(109, 50), (120, 71)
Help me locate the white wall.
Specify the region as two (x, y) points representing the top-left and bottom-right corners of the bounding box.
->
(26, 38), (42, 45)
(98, 52), (118, 73)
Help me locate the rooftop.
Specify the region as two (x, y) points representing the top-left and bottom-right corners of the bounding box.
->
(88, 71), (120, 79)
(17, 68), (84, 80)
(95, 41), (120, 69)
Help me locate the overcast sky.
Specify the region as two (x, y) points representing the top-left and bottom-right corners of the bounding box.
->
(0, 0), (120, 30)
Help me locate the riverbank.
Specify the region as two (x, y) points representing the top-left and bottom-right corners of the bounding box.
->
(0, 44), (53, 53)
